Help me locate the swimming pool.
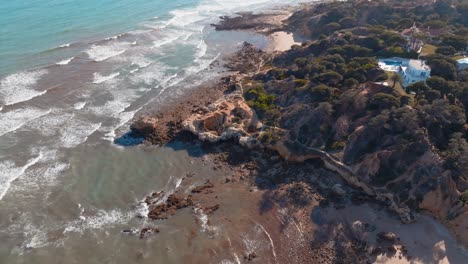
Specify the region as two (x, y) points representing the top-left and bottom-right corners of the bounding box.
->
(383, 60), (403, 66)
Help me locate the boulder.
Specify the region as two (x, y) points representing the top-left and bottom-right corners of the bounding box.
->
(131, 116), (158, 136)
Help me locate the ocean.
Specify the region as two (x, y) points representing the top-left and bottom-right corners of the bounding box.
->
(0, 0), (310, 262)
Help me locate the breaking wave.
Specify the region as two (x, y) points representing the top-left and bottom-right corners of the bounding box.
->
(0, 70), (48, 106)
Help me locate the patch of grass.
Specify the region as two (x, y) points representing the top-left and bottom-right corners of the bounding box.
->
(420, 44), (437, 56)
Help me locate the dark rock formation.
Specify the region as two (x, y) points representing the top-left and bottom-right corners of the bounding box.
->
(191, 180), (215, 194)
(139, 227), (160, 239)
(147, 194), (194, 220)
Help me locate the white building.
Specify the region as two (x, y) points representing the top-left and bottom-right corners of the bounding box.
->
(457, 58), (468, 70)
(400, 59), (431, 87)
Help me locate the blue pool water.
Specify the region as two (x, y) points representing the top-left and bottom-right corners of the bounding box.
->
(383, 60), (403, 66)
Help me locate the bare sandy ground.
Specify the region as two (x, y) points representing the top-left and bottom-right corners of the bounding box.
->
(267, 31), (301, 52)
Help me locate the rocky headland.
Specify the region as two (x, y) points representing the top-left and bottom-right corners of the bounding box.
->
(129, 1), (468, 263)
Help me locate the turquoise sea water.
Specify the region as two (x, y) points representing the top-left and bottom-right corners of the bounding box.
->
(0, 0), (198, 75)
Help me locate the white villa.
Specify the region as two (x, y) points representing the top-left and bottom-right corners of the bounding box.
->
(400, 59), (431, 87)
(378, 58), (431, 87)
(458, 58), (468, 70)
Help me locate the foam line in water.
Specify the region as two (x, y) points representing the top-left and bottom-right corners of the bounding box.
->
(0, 70), (48, 106)
(13, 160), (69, 195)
(26, 111), (75, 136)
(59, 118), (102, 148)
(0, 108), (51, 137)
(103, 108), (141, 142)
(56, 57), (74, 65)
(255, 222), (278, 261)
(63, 209), (132, 234)
(86, 43), (129, 62)
(0, 153), (43, 200)
(105, 33), (126, 41)
(92, 72), (120, 84)
(131, 59), (151, 68)
(58, 43), (71, 48)
(73, 102), (87, 110)
(152, 35), (181, 49)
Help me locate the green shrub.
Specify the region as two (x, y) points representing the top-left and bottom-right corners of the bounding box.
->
(294, 79), (308, 88)
(311, 84), (333, 101)
(344, 78), (359, 87)
(331, 141), (346, 150)
(370, 93), (400, 110)
(245, 84), (276, 117)
(461, 191), (468, 205)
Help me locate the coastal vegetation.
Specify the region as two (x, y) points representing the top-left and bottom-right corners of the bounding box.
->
(242, 0), (468, 222)
(129, 0), (468, 260)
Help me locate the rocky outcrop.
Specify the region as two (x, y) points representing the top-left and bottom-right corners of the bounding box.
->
(139, 227), (160, 239)
(191, 180), (215, 194)
(212, 12), (290, 34)
(130, 116), (159, 137)
(182, 93), (263, 144)
(147, 194), (194, 220)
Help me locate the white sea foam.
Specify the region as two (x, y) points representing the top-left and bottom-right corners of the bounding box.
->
(10, 222), (52, 251)
(0, 108), (51, 137)
(58, 43), (71, 48)
(56, 57), (74, 65)
(152, 34), (181, 49)
(0, 153), (43, 200)
(23, 229), (49, 249)
(88, 99), (132, 118)
(130, 62), (175, 85)
(25, 162), (69, 188)
(86, 43), (128, 62)
(131, 58), (152, 68)
(26, 111), (75, 136)
(130, 70), (166, 86)
(105, 33), (125, 41)
(92, 72), (120, 84)
(103, 109), (139, 142)
(63, 209), (132, 234)
(183, 32), (194, 41)
(194, 206), (217, 233)
(195, 39), (208, 62)
(58, 117), (102, 148)
(73, 102), (87, 110)
(168, 9), (206, 27)
(0, 70), (48, 106)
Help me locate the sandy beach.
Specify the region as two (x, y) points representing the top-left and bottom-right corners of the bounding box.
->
(267, 31), (301, 52)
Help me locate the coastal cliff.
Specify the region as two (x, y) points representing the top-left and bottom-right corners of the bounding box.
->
(131, 0), (468, 260)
